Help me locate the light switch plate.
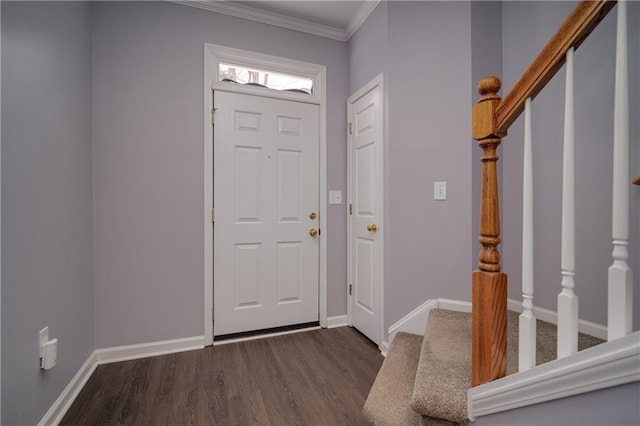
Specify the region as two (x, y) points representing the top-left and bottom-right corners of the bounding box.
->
(329, 190), (342, 205)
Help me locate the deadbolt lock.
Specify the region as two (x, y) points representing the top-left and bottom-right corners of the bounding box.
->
(309, 212), (317, 220)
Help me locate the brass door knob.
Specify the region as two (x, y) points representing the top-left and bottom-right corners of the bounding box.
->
(367, 224), (378, 233)
(309, 228), (318, 237)
(309, 212), (317, 219)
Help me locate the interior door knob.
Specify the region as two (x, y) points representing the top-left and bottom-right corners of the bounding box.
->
(309, 228), (318, 237)
(309, 212), (317, 219)
(367, 224), (378, 232)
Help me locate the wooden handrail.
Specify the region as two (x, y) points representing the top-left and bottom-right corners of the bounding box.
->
(471, 0), (617, 387)
(496, 0), (616, 133)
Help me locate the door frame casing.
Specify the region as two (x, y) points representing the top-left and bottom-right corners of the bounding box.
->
(346, 74), (385, 350)
(203, 43), (327, 345)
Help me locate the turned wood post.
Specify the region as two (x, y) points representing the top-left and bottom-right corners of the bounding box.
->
(472, 76), (508, 387)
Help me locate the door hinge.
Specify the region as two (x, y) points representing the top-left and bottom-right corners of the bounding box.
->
(349, 283), (352, 296)
(212, 305), (215, 322)
(348, 122), (353, 135)
(211, 208), (215, 223)
(211, 107), (217, 124)
(349, 203), (352, 215)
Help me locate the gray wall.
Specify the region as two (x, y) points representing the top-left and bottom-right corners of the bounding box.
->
(1, 2), (95, 424)
(501, 1), (640, 329)
(471, 2), (502, 270)
(92, 1), (349, 347)
(350, 1), (475, 335)
(386, 1), (473, 328)
(474, 381), (640, 426)
(348, 1), (388, 94)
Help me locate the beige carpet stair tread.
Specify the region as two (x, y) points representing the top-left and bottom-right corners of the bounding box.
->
(363, 332), (457, 426)
(363, 332), (424, 426)
(408, 309), (604, 423)
(410, 310), (471, 423)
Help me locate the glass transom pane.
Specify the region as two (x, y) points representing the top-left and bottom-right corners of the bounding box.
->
(219, 63), (313, 94)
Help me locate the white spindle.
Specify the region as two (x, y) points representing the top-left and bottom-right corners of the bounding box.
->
(519, 98), (536, 371)
(558, 47), (578, 358)
(608, 0), (633, 341)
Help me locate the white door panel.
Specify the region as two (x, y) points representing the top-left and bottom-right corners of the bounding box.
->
(214, 91), (319, 336)
(348, 77), (384, 346)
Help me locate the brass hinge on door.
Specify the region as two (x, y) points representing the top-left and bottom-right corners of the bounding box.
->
(211, 208), (215, 223)
(212, 305), (215, 322)
(349, 283), (352, 296)
(348, 122), (353, 135)
(349, 203), (352, 215)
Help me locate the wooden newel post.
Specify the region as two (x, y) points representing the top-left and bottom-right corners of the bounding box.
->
(471, 76), (508, 386)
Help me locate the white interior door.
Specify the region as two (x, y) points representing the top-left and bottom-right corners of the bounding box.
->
(214, 91), (320, 336)
(348, 76), (384, 346)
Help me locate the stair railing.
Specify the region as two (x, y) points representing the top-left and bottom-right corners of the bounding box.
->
(471, 0), (632, 386)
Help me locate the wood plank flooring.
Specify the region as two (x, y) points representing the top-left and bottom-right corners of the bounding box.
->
(61, 326), (383, 425)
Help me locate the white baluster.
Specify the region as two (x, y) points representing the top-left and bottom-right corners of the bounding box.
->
(520, 98), (536, 371)
(608, 0), (633, 341)
(558, 47), (578, 358)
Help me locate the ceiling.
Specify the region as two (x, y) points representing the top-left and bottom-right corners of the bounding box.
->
(174, 0), (381, 41)
(236, 1), (367, 30)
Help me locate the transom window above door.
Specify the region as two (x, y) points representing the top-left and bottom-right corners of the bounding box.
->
(207, 44), (324, 104)
(219, 62), (313, 94)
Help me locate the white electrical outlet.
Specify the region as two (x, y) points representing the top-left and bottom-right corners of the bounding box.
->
(39, 327), (49, 358)
(434, 181), (447, 200)
(41, 338), (58, 370)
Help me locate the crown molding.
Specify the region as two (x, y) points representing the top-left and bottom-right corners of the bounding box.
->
(171, 0), (381, 42)
(345, 0), (381, 40)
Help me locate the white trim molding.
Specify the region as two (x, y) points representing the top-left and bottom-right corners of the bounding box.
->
(387, 298), (471, 344)
(468, 331), (640, 421)
(96, 336), (205, 365)
(38, 351), (98, 426)
(507, 298), (607, 340)
(204, 44), (328, 342)
(326, 315), (349, 329)
(388, 299), (438, 339)
(173, 0), (381, 41)
(345, 1), (381, 40)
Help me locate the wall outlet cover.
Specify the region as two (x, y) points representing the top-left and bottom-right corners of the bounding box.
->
(39, 327), (49, 358)
(433, 181), (447, 201)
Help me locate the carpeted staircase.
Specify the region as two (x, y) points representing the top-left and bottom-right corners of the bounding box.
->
(363, 309), (604, 425)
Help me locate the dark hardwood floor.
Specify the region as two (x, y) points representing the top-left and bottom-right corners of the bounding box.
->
(61, 326), (383, 425)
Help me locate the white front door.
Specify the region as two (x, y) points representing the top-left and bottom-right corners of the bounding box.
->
(214, 91), (320, 336)
(348, 76), (384, 346)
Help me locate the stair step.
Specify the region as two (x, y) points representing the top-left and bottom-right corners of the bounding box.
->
(365, 307), (605, 425)
(363, 332), (424, 425)
(410, 309), (470, 424)
(363, 332), (458, 425)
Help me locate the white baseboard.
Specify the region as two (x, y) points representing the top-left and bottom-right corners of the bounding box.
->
(96, 335), (205, 365)
(468, 331), (640, 420)
(380, 340), (390, 357)
(387, 298), (472, 345)
(387, 299), (438, 340)
(437, 298), (472, 313)
(326, 314), (349, 328)
(507, 298), (607, 340)
(38, 350), (98, 426)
